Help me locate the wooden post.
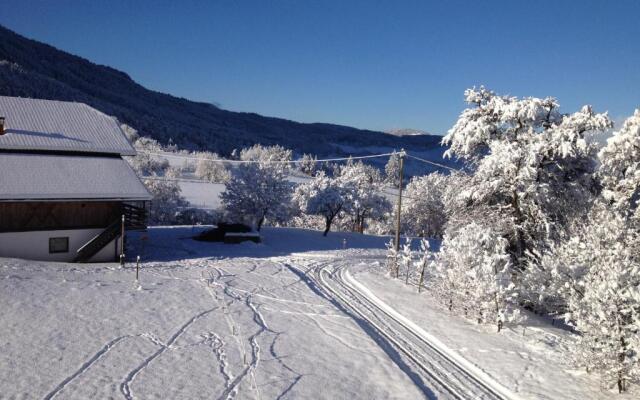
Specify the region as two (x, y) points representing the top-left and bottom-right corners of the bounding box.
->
(120, 214), (125, 262)
(136, 255), (140, 281)
(417, 262), (426, 293)
(394, 150), (405, 253)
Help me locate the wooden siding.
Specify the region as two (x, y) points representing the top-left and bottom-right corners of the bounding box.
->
(0, 201), (123, 232)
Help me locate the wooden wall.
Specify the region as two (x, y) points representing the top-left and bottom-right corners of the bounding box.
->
(0, 201), (122, 232)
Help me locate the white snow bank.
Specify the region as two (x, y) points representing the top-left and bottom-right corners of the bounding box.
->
(349, 262), (638, 399)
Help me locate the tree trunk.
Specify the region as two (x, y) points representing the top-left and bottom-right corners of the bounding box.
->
(618, 371), (624, 393)
(511, 191), (526, 266)
(323, 216), (332, 236)
(257, 215), (265, 232)
(618, 336), (627, 393)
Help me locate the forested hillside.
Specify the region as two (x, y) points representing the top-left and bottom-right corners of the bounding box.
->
(0, 25), (442, 156)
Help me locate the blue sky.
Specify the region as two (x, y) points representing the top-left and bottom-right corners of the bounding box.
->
(1, 1), (639, 134)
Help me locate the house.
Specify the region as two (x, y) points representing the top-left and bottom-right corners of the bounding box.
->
(0, 96), (152, 262)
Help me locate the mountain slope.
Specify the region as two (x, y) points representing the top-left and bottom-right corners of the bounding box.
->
(0, 25), (443, 157)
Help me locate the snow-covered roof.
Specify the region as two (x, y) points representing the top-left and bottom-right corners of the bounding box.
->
(0, 96), (135, 156)
(0, 153), (152, 201)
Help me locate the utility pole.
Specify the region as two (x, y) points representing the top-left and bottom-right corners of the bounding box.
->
(394, 149), (405, 252)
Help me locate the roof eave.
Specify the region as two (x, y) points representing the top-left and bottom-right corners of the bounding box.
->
(0, 143), (136, 156)
(0, 196), (153, 202)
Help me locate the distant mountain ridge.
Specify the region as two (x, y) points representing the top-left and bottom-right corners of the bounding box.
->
(0, 24), (443, 157)
(386, 128), (431, 137)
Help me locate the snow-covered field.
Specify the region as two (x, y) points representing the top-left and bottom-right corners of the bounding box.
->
(177, 174), (315, 211)
(0, 227), (633, 399)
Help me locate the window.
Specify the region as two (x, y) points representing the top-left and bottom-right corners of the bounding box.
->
(49, 237), (69, 254)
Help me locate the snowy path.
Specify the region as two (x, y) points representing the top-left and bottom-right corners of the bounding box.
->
(1, 227), (615, 399)
(285, 256), (518, 400)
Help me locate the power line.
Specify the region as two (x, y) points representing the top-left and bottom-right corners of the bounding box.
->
(405, 153), (461, 172)
(137, 150), (395, 164)
(139, 149), (461, 172)
(381, 189), (421, 202)
(141, 174), (423, 202)
(140, 176), (218, 184)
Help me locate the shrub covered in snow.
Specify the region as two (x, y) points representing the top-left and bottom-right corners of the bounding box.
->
(435, 222), (519, 331)
(536, 206), (640, 392)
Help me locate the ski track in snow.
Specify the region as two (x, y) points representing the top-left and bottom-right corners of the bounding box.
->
(216, 279), (271, 400)
(39, 249), (520, 400)
(120, 308), (217, 400)
(202, 266), (246, 400)
(342, 267), (521, 400)
(43, 336), (129, 400)
(202, 331), (234, 391)
(287, 257), (520, 400)
(197, 258), (306, 399)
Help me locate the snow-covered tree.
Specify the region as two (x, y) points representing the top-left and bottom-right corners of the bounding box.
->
(120, 123), (139, 144)
(126, 152), (169, 176)
(339, 161), (391, 233)
(165, 166), (181, 179)
(287, 213), (326, 232)
(121, 133), (189, 224)
(194, 152), (230, 183)
(599, 109), (640, 218)
(221, 162), (292, 231)
(436, 222), (519, 331)
(386, 238), (400, 278)
(400, 238), (413, 284)
(385, 151), (402, 187)
(544, 206), (640, 392)
(298, 153), (318, 176)
(294, 172), (348, 236)
(125, 136), (170, 176)
(403, 172), (449, 238)
(240, 144), (293, 173)
(144, 178), (188, 225)
(134, 136), (164, 152)
(443, 87), (612, 271)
